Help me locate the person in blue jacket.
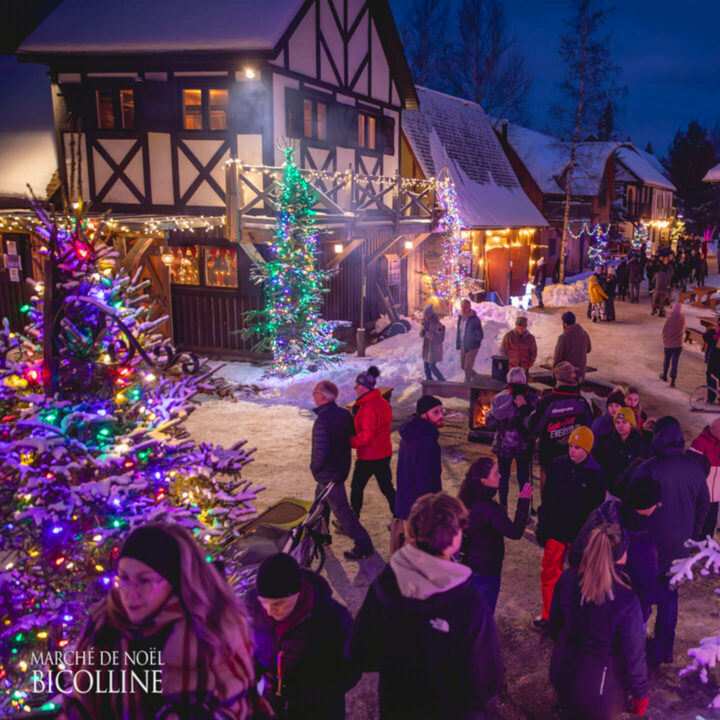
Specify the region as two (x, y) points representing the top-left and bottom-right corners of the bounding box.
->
(456, 299), (484, 383)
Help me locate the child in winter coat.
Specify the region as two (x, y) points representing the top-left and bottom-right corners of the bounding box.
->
(484, 366), (538, 508)
(550, 524), (649, 719)
(458, 457), (533, 612)
(62, 524), (261, 720)
(534, 426), (605, 633)
(588, 267), (608, 322)
(419, 305), (445, 381)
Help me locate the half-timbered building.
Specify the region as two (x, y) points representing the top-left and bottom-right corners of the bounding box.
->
(17, 0), (440, 354)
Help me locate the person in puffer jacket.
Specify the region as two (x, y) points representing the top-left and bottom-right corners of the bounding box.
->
(347, 493), (504, 720)
(689, 417), (720, 538)
(484, 367), (538, 508)
(550, 524), (649, 720)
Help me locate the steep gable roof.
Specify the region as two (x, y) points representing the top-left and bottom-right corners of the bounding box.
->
(704, 162), (720, 183)
(402, 88), (547, 228)
(615, 146), (676, 191)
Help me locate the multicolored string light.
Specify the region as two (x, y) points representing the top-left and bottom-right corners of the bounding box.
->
(632, 221), (649, 252)
(567, 222), (610, 266)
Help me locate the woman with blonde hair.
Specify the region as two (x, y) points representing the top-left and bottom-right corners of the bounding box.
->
(63, 523), (263, 720)
(549, 523), (649, 719)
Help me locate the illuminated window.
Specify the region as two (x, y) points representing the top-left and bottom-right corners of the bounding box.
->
(96, 89), (135, 130)
(204, 247), (238, 288)
(209, 89), (228, 130)
(119, 89), (134, 129)
(303, 99), (313, 138)
(169, 246), (200, 285)
(183, 89), (203, 130)
(358, 113), (377, 150)
(96, 91), (115, 129)
(316, 101), (327, 140)
(301, 98), (328, 140)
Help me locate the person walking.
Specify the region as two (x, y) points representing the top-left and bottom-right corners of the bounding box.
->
(347, 493), (504, 720)
(534, 426), (605, 633)
(420, 305), (445, 382)
(526, 361), (593, 488)
(651, 257), (671, 317)
(310, 380), (374, 560)
(485, 366), (538, 508)
(588, 266), (608, 322)
(660, 303), (685, 386)
(459, 457), (533, 613)
(628, 252), (643, 304)
(549, 524), (649, 720)
(689, 418), (720, 538)
(246, 553), (358, 720)
(349, 366), (396, 525)
(456, 299), (484, 383)
(395, 395), (444, 525)
(631, 416), (709, 667)
(604, 265), (617, 321)
(499, 316), (537, 371)
(533, 256), (547, 309)
(571, 475), (661, 623)
(616, 257), (629, 301)
(552, 311), (592, 381)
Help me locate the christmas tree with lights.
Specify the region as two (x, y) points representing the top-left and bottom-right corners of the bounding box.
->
(0, 202), (260, 714)
(631, 221), (649, 252)
(670, 215), (686, 248)
(243, 147), (341, 376)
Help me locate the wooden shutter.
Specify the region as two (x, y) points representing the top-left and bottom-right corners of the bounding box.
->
(380, 115), (395, 156)
(285, 88), (304, 138)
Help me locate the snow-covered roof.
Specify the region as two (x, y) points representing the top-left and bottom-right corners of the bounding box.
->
(704, 162), (720, 183)
(0, 130), (57, 200)
(402, 88), (547, 229)
(615, 146), (675, 191)
(18, 0), (305, 54)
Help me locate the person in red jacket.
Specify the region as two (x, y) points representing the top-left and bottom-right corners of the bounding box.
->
(349, 367), (396, 549)
(689, 418), (720, 538)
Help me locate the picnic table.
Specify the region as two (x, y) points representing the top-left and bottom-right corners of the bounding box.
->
(692, 286), (719, 308)
(699, 316), (718, 331)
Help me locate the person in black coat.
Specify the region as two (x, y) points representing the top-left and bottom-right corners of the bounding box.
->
(247, 554), (359, 720)
(570, 474), (660, 622)
(630, 416), (710, 667)
(347, 493), (504, 720)
(703, 326), (720, 403)
(604, 266), (617, 321)
(311, 381), (374, 557)
(458, 457), (533, 612)
(533, 256), (547, 309)
(395, 395), (444, 521)
(534, 426), (606, 633)
(627, 254), (643, 303)
(550, 524), (649, 720)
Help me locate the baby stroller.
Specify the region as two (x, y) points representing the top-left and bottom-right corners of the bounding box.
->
(226, 482), (334, 594)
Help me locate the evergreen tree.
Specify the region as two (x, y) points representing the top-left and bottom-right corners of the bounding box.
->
(243, 148), (341, 376)
(645, 141), (654, 154)
(596, 100), (617, 141)
(0, 204), (260, 714)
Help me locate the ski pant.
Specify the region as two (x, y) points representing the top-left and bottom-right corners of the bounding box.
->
(350, 456), (396, 518)
(316, 481), (373, 553)
(591, 302), (605, 321)
(541, 538), (571, 620)
(662, 346), (682, 380)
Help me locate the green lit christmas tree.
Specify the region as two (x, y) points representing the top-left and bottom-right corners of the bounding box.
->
(243, 147), (341, 376)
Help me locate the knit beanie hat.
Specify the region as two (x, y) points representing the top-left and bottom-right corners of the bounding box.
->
(515, 316), (528, 327)
(625, 474), (661, 510)
(256, 553), (302, 599)
(561, 311), (576, 326)
(416, 395), (442, 416)
(613, 407), (636, 427)
(355, 365), (380, 390)
(119, 525), (181, 591)
(568, 426), (594, 454)
(606, 389), (626, 408)
(553, 361), (577, 385)
(423, 305), (434, 317)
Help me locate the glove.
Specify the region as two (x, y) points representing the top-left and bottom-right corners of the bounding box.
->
(632, 696), (649, 716)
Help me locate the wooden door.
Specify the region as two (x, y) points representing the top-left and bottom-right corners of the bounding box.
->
(486, 246), (510, 302)
(509, 245), (530, 297)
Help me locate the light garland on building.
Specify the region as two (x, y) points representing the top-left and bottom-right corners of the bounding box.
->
(631, 221), (649, 252)
(566, 222), (610, 266)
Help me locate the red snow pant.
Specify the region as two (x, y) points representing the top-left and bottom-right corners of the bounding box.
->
(541, 538), (571, 620)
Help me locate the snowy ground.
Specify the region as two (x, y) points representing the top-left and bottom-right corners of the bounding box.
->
(186, 260), (720, 720)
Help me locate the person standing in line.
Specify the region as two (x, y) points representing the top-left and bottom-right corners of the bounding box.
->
(660, 302), (685, 387)
(651, 256), (671, 317)
(246, 553), (358, 720)
(349, 366), (396, 527)
(395, 396), (445, 542)
(499, 316), (537, 371)
(702, 324), (720, 404)
(689, 418), (720, 539)
(626, 386), (647, 431)
(456, 299), (484, 383)
(533, 256), (547, 309)
(604, 265), (618, 321)
(347, 492), (504, 720)
(310, 380), (374, 561)
(616, 256), (629, 301)
(458, 457), (533, 613)
(549, 524), (649, 719)
(628, 252), (643, 304)
(590, 387), (625, 446)
(484, 366), (538, 508)
(420, 305), (445, 382)
(533, 426), (605, 634)
(552, 311), (592, 382)
(588, 266), (608, 322)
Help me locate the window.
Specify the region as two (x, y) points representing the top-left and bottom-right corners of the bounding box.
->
(358, 113), (377, 150)
(182, 88), (228, 131)
(205, 247), (238, 288)
(169, 246), (200, 285)
(169, 245), (238, 289)
(300, 97), (328, 140)
(95, 88), (135, 130)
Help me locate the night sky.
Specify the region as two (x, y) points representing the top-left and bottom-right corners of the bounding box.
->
(0, 0), (719, 159)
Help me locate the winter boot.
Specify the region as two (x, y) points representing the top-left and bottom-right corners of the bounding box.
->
(659, 373), (667, 381)
(670, 378), (676, 387)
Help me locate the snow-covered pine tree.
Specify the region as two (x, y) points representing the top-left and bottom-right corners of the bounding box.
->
(0, 203), (260, 714)
(242, 147), (341, 376)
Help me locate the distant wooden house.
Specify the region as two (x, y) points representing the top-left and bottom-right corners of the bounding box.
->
(402, 88), (547, 305)
(17, 0), (440, 355)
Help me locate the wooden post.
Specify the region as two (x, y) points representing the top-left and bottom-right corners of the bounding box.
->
(42, 256), (58, 396)
(226, 160), (239, 242)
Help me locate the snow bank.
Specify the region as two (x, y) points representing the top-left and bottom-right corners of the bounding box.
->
(544, 276), (590, 307)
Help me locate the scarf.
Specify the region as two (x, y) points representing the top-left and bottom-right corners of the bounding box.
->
(67, 592), (254, 720)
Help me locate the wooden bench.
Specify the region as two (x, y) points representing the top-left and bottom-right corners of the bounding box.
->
(685, 327), (707, 352)
(692, 286), (719, 308)
(678, 291), (695, 304)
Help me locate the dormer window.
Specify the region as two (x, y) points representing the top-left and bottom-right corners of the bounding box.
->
(182, 88), (228, 131)
(95, 88), (134, 130)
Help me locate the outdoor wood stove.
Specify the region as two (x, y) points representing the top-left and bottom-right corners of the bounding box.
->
(468, 375), (507, 443)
